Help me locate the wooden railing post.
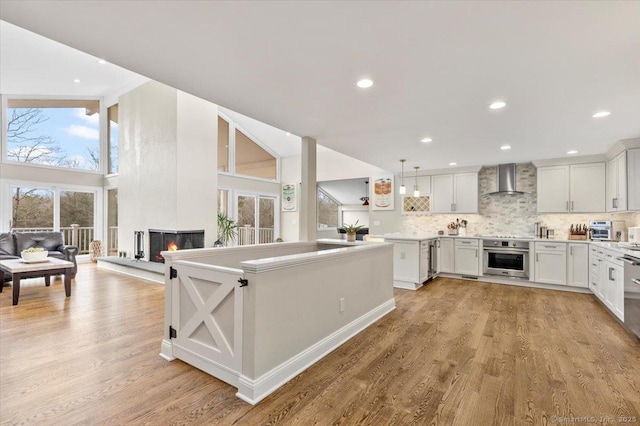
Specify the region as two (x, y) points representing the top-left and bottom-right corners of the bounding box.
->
(71, 224), (80, 247)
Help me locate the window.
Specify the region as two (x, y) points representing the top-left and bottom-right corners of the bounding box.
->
(235, 128), (277, 180)
(216, 114), (279, 181)
(6, 99), (100, 171)
(12, 187), (54, 229)
(217, 189), (229, 215)
(236, 193), (277, 245)
(107, 189), (118, 255)
(318, 188), (340, 229)
(9, 183), (100, 255)
(217, 116), (229, 172)
(107, 104), (118, 174)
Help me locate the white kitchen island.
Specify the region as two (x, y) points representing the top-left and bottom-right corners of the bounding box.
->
(159, 240), (395, 405)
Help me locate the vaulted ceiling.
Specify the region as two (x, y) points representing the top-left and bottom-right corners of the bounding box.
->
(1, 1), (639, 174)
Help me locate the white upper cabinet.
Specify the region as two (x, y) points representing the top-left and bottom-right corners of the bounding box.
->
(537, 163), (605, 213)
(431, 172), (478, 214)
(454, 173), (479, 213)
(628, 148), (640, 211)
(570, 163), (606, 213)
(431, 174), (454, 213)
(606, 151), (627, 212)
(537, 166), (570, 213)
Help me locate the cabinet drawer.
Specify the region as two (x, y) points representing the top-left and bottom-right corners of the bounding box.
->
(589, 245), (598, 254)
(535, 242), (566, 251)
(455, 238), (479, 247)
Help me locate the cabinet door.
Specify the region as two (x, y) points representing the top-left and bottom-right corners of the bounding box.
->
(392, 242), (419, 283)
(606, 158), (618, 212)
(597, 258), (608, 301)
(537, 166), (570, 213)
(454, 246), (479, 275)
(567, 244), (589, 288)
(431, 174), (454, 213)
(617, 152), (627, 211)
(535, 250), (567, 285)
(570, 163), (606, 213)
(453, 173), (478, 213)
(437, 238), (455, 273)
(612, 264), (624, 321)
(589, 253), (600, 295)
(628, 148), (640, 211)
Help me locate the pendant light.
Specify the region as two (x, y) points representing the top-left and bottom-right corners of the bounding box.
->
(399, 159), (406, 195)
(413, 166), (420, 197)
(360, 180), (370, 206)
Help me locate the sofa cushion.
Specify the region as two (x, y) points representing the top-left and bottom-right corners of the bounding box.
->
(0, 233), (15, 256)
(15, 232), (64, 253)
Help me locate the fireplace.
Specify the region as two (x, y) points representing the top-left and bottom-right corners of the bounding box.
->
(149, 229), (205, 263)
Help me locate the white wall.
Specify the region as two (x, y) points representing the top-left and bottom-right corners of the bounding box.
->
(118, 81), (218, 256)
(280, 148), (401, 241)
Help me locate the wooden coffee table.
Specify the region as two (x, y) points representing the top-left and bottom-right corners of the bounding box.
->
(0, 257), (75, 305)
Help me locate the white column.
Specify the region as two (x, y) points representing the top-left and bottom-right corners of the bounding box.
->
(299, 137), (317, 241)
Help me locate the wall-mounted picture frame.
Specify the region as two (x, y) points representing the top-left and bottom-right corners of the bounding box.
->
(371, 175), (394, 211)
(282, 183), (297, 211)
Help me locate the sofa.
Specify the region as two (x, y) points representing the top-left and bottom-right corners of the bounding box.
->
(0, 231), (78, 282)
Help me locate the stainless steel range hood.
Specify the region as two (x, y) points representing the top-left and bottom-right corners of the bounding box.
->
(484, 163), (525, 195)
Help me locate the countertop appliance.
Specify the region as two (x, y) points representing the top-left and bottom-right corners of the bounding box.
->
(620, 254), (640, 341)
(590, 220), (626, 241)
(482, 238), (530, 278)
(629, 227), (640, 244)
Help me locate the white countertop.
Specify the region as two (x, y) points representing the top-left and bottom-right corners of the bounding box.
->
(591, 241), (640, 259)
(379, 234), (639, 258)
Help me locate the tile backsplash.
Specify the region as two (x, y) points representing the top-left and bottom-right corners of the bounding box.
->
(403, 163), (640, 239)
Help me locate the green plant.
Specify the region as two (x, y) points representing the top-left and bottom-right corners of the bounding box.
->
(217, 213), (238, 246)
(340, 220), (365, 234)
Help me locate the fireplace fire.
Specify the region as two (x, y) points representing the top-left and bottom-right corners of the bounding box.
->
(149, 229), (205, 263)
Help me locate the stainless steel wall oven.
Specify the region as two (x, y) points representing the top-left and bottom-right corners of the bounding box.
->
(483, 239), (530, 278)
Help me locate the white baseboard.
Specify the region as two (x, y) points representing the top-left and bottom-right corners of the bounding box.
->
(97, 260), (164, 284)
(393, 280), (423, 290)
(236, 297), (396, 405)
(436, 273), (591, 294)
(159, 339), (175, 361)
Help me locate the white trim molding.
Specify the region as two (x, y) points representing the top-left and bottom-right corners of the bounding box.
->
(235, 298), (396, 405)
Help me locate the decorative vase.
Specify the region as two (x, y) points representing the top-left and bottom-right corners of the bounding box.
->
(347, 233), (356, 242)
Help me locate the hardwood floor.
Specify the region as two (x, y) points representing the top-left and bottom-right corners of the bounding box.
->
(1, 265), (639, 425)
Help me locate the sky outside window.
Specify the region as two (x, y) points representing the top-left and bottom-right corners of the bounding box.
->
(6, 101), (100, 171)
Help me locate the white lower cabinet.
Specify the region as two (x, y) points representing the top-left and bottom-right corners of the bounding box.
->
(454, 239), (479, 276)
(567, 243), (589, 288)
(534, 242), (567, 285)
(438, 238), (455, 273)
(589, 246), (624, 322)
(387, 238), (435, 290)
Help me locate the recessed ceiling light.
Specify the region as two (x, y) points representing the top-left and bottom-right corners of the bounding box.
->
(285, 132), (291, 136)
(449, 162), (457, 166)
(489, 101), (506, 109)
(97, 59), (107, 65)
(420, 137), (433, 143)
(500, 145), (511, 150)
(73, 78), (81, 83)
(592, 111), (610, 118)
(356, 79), (373, 88)
(567, 150), (578, 155)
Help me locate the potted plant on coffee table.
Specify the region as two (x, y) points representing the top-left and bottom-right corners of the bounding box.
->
(340, 221), (366, 243)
